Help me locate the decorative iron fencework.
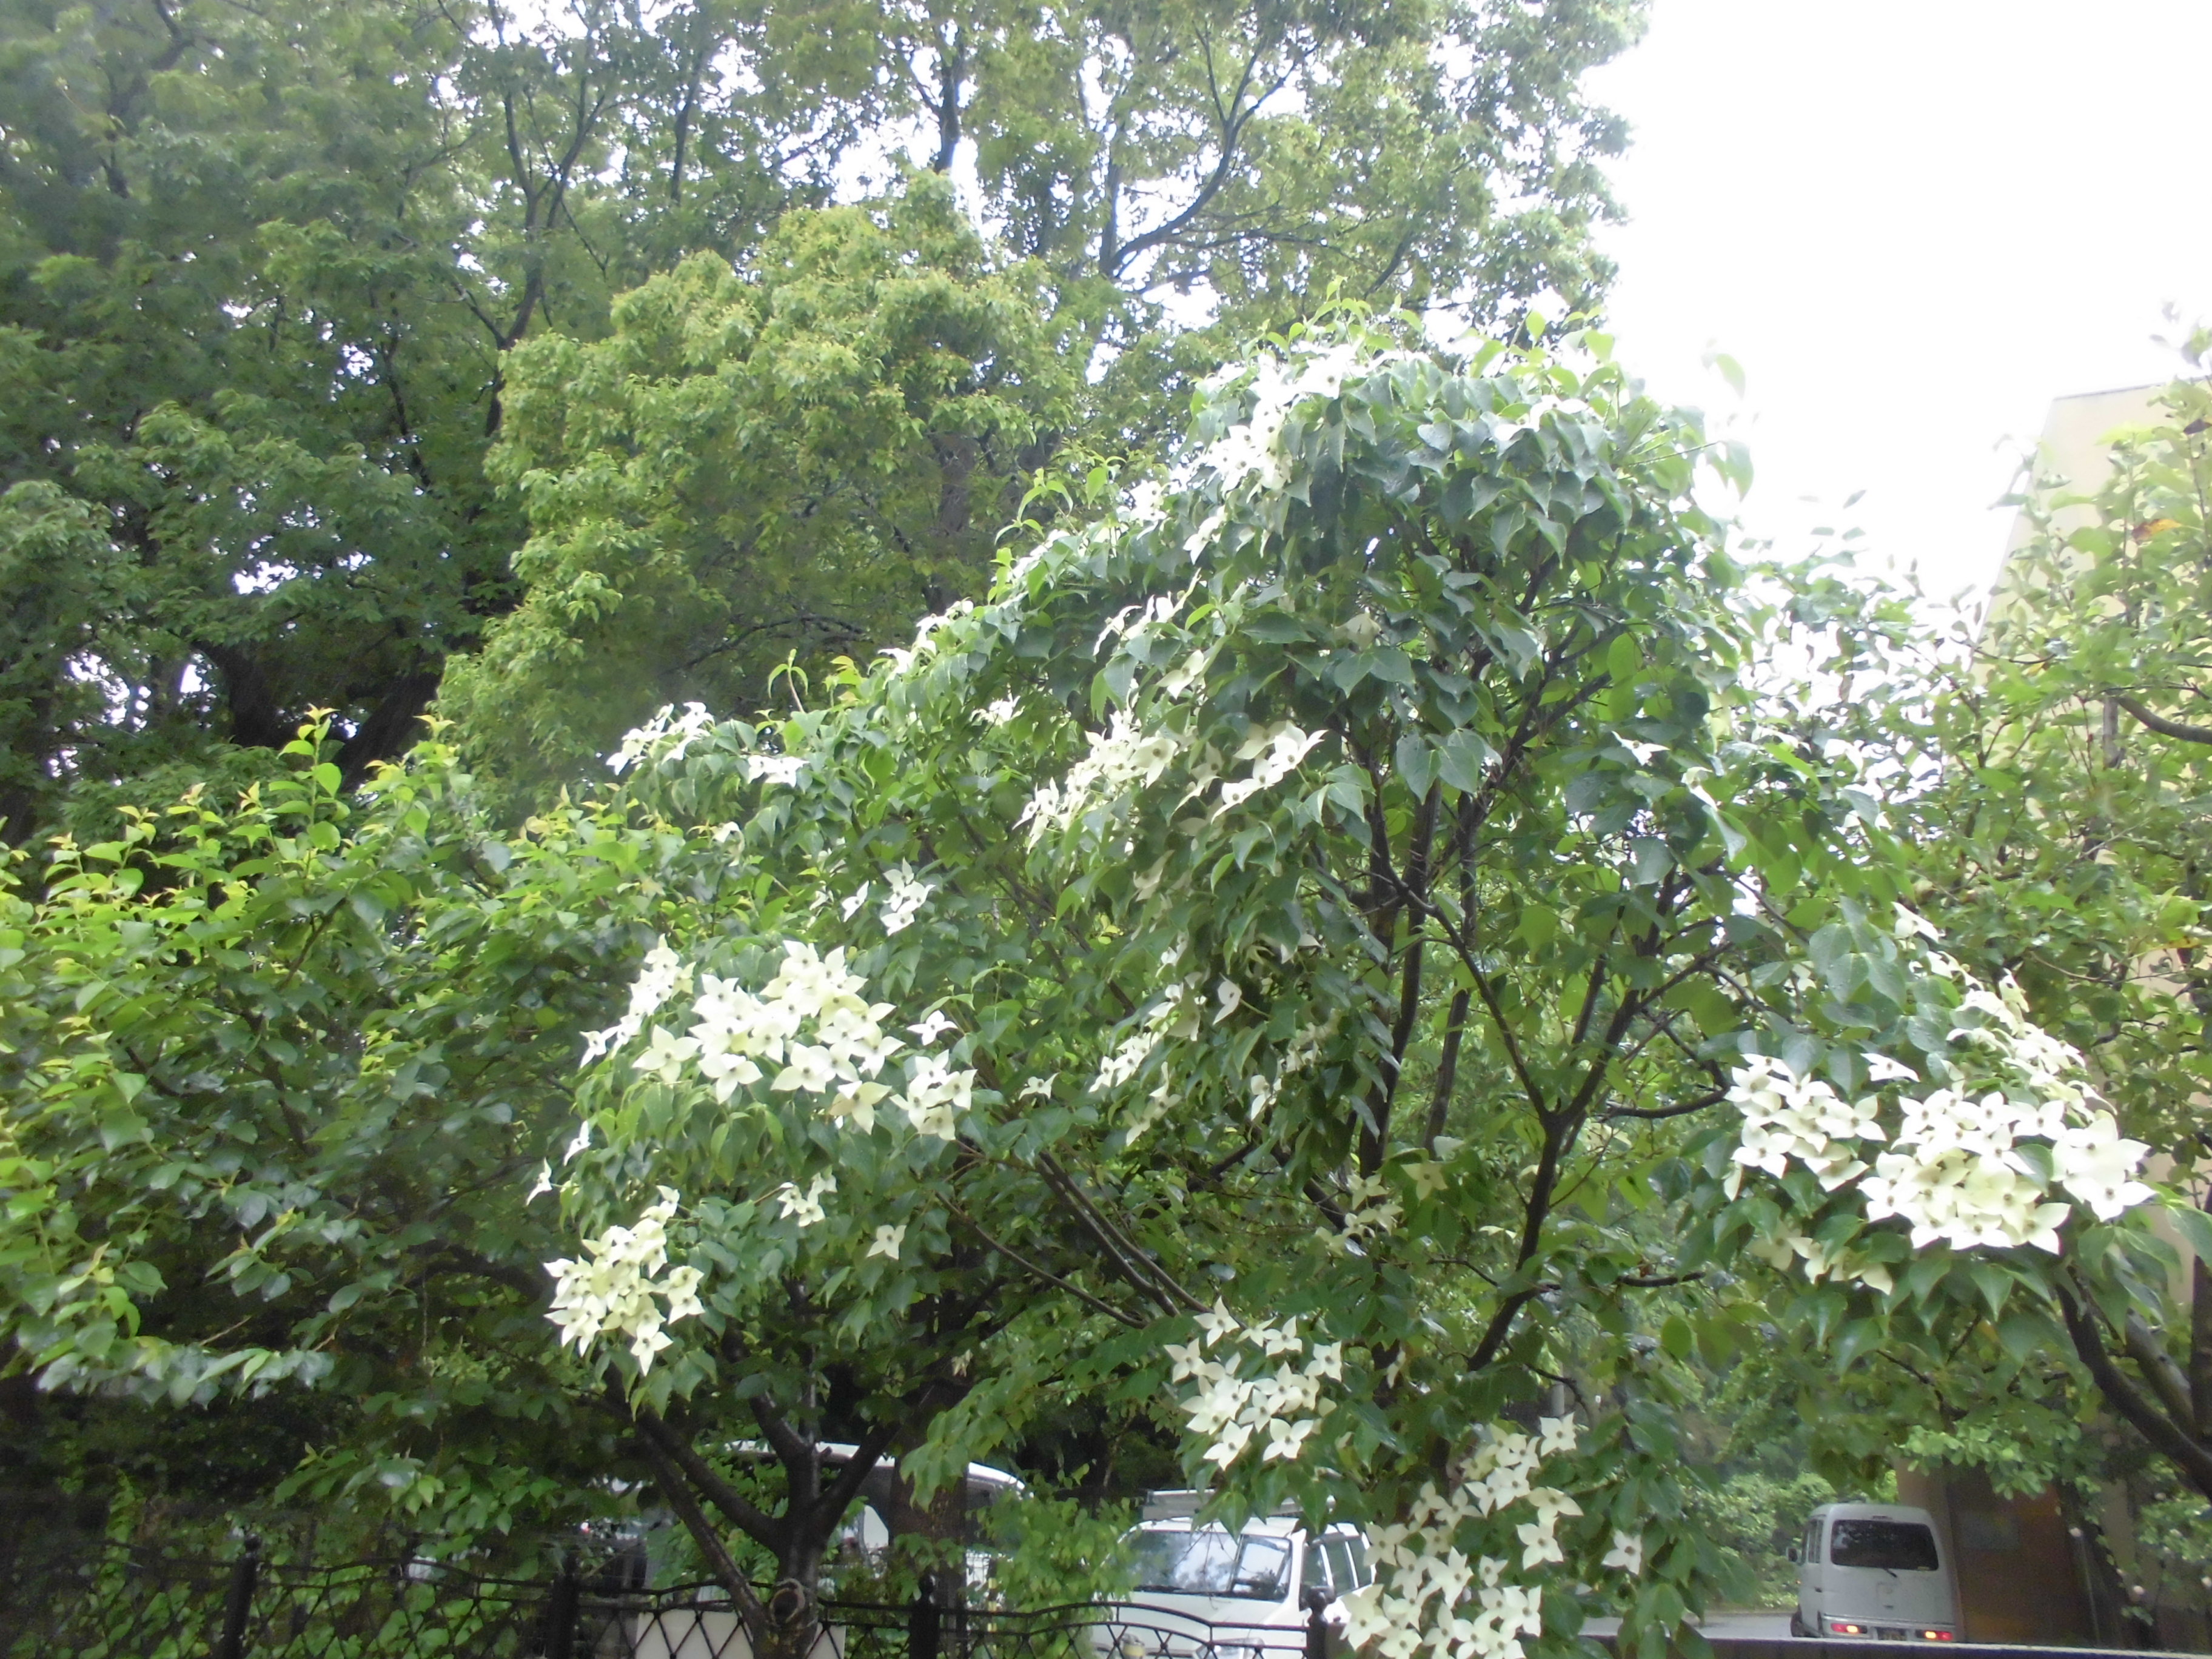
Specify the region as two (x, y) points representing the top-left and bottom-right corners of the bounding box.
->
(0, 1537), (1322, 1659)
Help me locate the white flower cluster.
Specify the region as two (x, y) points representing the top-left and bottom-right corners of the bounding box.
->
(580, 939), (692, 1064)
(1338, 1418), (1638, 1659)
(1021, 711), (1187, 844)
(1196, 342), (1367, 493)
(605, 703), (717, 774)
(1165, 1302), (1342, 1470)
(588, 940), (976, 1145)
(1087, 974), (1215, 1144)
(545, 1188), (705, 1373)
(877, 600), (973, 676)
(839, 863), (934, 936)
(1317, 1171), (1404, 1255)
(775, 1172), (836, 1227)
(1245, 1014), (1336, 1121)
(1022, 710), (1329, 851)
(1727, 971), (2154, 1277)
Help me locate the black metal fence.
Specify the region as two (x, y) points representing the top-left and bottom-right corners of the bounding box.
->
(0, 1538), (1325, 1659)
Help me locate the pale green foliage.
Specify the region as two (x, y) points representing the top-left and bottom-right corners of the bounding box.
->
(442, 183), (1079, 797)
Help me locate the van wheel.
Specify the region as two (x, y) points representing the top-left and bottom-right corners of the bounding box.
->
(1788, 1615), (1807, 1638)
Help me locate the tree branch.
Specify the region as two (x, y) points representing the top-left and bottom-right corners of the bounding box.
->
(2060, 1285), (2212, 1501)
(635, 1408), (784, 1552)
(630, 1422), (772, 1641)
(2117, 693), (2212, 746)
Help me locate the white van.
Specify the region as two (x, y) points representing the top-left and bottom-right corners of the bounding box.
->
(1101, 1504), (1370, 1659)
(1789, 1502), (1959, 1641)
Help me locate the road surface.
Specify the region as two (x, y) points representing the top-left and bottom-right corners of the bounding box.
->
(1582, 1612), (1796, 1641)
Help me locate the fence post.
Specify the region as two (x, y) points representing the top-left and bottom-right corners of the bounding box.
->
(545, 1552), (581, 1659)
(908, 1573), (941, 1659)
(215, 1535), (261, 1659)
(1302, 1588), (1329, 1659)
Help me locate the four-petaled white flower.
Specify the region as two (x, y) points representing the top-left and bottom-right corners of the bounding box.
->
(868, 1224), (907, 1261)
(1195, 1300), (1241, 1346)
(633, 1025), (700, 1085)
(1602, 1531), (1643, 1576)
(909, 1010), (957, 1046)
(1863, 1052), (1919, 1084)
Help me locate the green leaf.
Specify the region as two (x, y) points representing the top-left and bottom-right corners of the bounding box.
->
(1394, 732), (1435, 798)
(1606, 633), (1643, 688)
(1997, 1309), (2062, 1362)
(2168, 1204), (2212, 1268)
(1968, 1261), (2014, 1320)
(1435, 730), (1498, 793)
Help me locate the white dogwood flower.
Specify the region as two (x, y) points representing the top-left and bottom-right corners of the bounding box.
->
(774, 1172), (836, 1227)
(545, 1188), (703, 1373)
(909, 1010), (957, 1046)
(880, 864), (931, 934)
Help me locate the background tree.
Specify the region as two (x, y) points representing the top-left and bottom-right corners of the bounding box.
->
(0, 0), (1642, 837)
(0, 0), (866, 836)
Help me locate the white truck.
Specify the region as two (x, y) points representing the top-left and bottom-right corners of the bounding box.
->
(1099, 1495), (1371, 1659)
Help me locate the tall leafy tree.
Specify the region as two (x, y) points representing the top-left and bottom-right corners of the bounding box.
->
(1671, 373), (2212, 1610)
(1891, 372), (2212, 1502)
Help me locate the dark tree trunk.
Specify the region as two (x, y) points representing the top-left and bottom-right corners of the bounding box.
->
(335, 668), (443, 786)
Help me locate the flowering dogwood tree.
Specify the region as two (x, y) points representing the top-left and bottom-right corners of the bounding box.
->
(1, 327), (2181, 1659)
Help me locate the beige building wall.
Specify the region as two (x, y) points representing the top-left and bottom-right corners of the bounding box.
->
(1985, 383), (2165, 635)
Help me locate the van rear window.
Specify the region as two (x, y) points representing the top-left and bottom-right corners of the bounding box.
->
(1828, 1520), (1939, 1571)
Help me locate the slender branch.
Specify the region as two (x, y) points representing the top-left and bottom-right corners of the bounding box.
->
(1603, 1086), (1729, 1122)
(946, 1201), (1145, 1327)
(1468, 965), (1544, 1114)
(1034, 1150), (1205, 1313)
(816, 1413), (905, 1538)
(2117, 693), (2212, 746)
(1424, 988), (1471, 1151)
(635, 1409), (783, 1551)
(2124, 1316), (2199, 1439)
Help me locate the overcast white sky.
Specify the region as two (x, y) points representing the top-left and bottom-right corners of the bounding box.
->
(1581, 1), (2212, 608)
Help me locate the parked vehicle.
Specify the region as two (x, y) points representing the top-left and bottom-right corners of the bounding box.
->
(1099, 1495), (1370, 1659)
(1788, 1502), (1958, 1641)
